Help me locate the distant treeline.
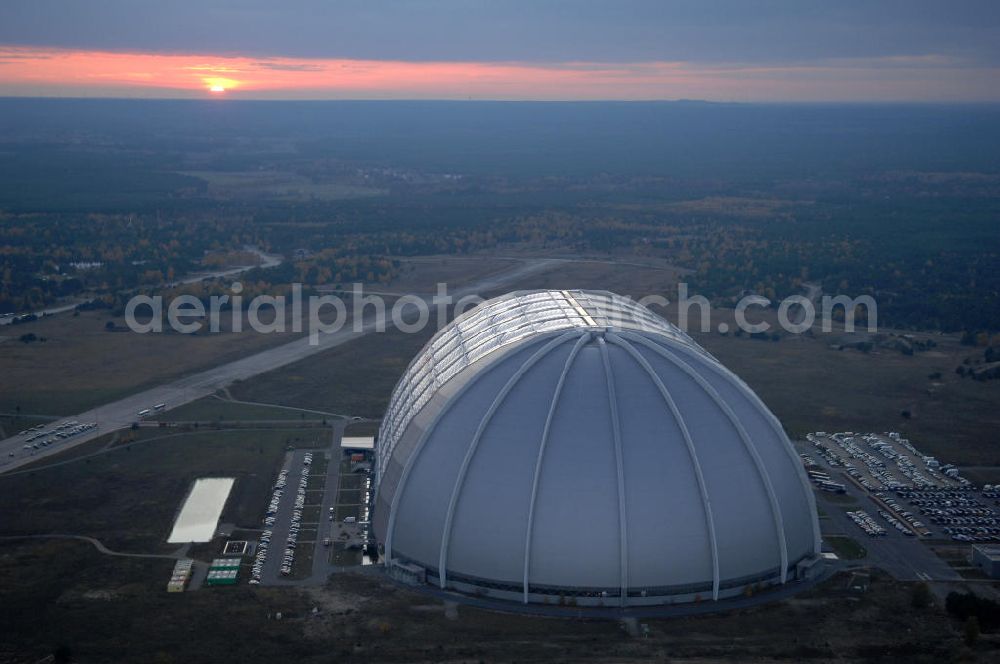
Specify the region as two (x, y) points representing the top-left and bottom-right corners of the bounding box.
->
(2, 99), (999, 332)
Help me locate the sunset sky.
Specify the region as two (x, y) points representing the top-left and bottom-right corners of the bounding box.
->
(1, 1), (998, 101)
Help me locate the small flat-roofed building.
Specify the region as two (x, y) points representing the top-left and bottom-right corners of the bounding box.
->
(210, 557), (242, 570)
(341, 436), (375, 451)
(972, 544), (1000, 578)
(223, 540), (249, 556)
(167, 558), (194, 592)
(205, 569), (239, 586)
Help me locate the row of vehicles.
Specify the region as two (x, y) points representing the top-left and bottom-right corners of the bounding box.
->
(873, 492), (927, 535)
(19, 424), (48, 440)
(895, 488), (1000, 542)
(249, 528), (273, 585)
(279, 452), (315, 577)
(137, 403), (167, 418)
(847, 510), (887, 537)
(15, 420), (98, 456)
(800, 454), (846, 493)
(832, 436), (900, 491)
(1, 312), (41, 325)
(250, 468), (291, 584)
(809, 431), (964, 492)
(805, 435), (843, 468)
(877, 509), (917, 537)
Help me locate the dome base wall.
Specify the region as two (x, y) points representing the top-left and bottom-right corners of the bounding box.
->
(386, 553), (822, 609)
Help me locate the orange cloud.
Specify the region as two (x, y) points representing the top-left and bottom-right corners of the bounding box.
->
(0, 46), (997, 101)
(0, 46), (680, 98)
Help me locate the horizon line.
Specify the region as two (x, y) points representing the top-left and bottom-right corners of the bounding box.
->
(3, 46), (999, 103)
(3, 94), (1000, 106)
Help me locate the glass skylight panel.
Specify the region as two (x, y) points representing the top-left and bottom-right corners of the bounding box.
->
(377, 290), (700, 479)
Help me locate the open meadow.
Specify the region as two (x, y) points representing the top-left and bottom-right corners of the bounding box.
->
(0, 425), (328, 550)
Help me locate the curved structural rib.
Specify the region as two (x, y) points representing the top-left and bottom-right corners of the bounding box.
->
(376, 289), (820, 607)
(522, 333), (589, 602)
(598, 336), (629, 607)
(608, 333), (721, 600)
(376, 290), (699, 481)
(663, 340), (823, 557)
(437, 330), (586, 588)
(618, 330), (790, 582)
(383, 328), (579, 565)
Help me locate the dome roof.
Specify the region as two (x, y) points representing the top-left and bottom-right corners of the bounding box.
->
(373, 290), (820, 606)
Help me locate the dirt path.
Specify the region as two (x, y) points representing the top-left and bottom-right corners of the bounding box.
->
(0, 534), (189, 560)
(212, 393), (346, 419)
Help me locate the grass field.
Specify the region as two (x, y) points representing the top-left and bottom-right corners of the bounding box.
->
(702, 329), (1000, 465)
(230, 320), (435, 417)
(0, 538), (978, 663)
(0, 538), (318, 663)
(825, 535), (868, 560)
(290, 543), (315, 579)
(0, 426), (328, 551)
(484, 255), (686, 301)
(343, 421), (379, 437)
(183, 170), (385, 201)
(330, 542), (361, 566)
(0, 309), (306, 416)
(153, 396), (332, 423)
(386, 255), (532, 294)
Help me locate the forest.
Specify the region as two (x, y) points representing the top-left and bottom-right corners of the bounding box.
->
(1, 99), (998, 333)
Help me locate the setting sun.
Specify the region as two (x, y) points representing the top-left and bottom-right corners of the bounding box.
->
(204, 76), (237, 94)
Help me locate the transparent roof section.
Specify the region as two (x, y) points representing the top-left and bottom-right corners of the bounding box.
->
(376, 289), (699, 480)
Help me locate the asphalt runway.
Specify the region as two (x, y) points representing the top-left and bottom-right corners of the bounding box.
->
(0, 258), (562, 473)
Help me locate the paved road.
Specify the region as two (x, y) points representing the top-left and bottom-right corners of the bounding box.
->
(219, 395), (347, 419)
(792, 282), (822, 326)
(797, 440), (961, 582)
(0, 258), (561, 473)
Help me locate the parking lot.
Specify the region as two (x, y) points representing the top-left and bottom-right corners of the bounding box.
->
(808, 431), (964, 493)
(248, 439), (362, 586)
(326, 456), (373, 566)
(803, 431), (1000, 545)
(254, 448), (326, 584)
(897, 487), (1000, 544)
(797, 438), (962, 582)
